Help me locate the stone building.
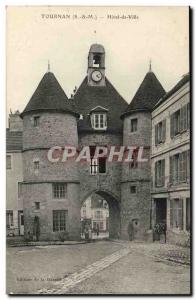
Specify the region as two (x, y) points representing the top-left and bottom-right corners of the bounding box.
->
(6, 43), (190, 243)
(151, 74), (190, 245)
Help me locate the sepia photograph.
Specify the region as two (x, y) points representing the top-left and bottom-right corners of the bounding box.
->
(6, 6), (191, 295)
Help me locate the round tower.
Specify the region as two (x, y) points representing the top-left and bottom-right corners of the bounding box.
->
(21, 71), (80, 241)
(120, 69), (165, 240)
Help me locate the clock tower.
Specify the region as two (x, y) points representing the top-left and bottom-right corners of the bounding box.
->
(87, 44), (106, 86)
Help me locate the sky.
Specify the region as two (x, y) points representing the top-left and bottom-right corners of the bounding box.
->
(6, 6), (189, 117)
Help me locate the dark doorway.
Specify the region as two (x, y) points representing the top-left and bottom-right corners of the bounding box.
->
(155, 198), (167, 224)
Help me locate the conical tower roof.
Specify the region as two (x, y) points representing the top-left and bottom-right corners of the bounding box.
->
(122, 71), (165, 118)
(21, 72), (79, 117)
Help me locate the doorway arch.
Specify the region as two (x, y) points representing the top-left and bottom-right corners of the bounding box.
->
(80, 189), (120, 239)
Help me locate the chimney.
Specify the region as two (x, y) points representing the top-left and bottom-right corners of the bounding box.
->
(9, 110), (23, 132)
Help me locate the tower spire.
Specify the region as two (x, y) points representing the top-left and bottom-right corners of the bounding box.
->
(47, 60), (50, 73)
(149, 59), (152, 72)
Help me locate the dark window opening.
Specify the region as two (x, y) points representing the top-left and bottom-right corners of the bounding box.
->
(99, 157), (106, 174)
(93, 54), (101, 68)
(34, 116), (40, 127)
(129, 148), (138, 168)
(130, 118), (138, 132)
(130, 186), (137, 194)
(35, 202), (40, 210)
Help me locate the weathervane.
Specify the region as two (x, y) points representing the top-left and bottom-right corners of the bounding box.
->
(48, 60), (50, 73)
(149, 59), (152, 72)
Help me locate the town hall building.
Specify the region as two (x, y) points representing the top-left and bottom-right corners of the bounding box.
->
(6, 44), (190, 244)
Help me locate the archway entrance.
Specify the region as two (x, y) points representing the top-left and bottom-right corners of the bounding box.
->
(80, 190), (120, 240)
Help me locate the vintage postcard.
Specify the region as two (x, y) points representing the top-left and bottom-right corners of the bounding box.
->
(6, 6), (191, 295)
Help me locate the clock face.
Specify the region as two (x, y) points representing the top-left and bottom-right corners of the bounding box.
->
(91, 70), (102, 82)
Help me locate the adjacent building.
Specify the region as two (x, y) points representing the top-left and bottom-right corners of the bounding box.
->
(6, 111), (24, 236)
(151, 74), (190, 245)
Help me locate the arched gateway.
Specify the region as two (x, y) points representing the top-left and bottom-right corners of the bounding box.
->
(80, 189), (120, 239)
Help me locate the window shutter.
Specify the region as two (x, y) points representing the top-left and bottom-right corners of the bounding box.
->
(179, 153), (183, 182)
(187, 149), (190, 181)
(155, 162), (157, 187)
(169, 156), (173, 184)
(155, 125), (158, 145)
(170, 199), (173, 228)
(187, 103), (190, 129)
(170, 114), (174, 138)
(179, 198), (183, 230)
(162, 119), (166, 142)
(162, 159), (165, 186)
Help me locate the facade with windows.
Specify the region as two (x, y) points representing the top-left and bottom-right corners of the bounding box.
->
(6, 111), (24, 236)
(151, 74), (190, 245)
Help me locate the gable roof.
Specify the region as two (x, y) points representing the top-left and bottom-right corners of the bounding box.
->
(153, 73), (190, 110)
(122, 71), (165, 117)
(6, 129), (23, 151)
(73, 77), (128, 133)
(21, 72), (79, 118)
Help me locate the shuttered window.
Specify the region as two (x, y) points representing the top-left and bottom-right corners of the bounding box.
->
(155, 119), (166, 145)
(170, 199), (183, 230)
(155, 159), (165, 187)
(169, 150), (190, 184)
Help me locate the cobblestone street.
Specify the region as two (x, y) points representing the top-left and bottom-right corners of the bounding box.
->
(7, 241), (190, 295)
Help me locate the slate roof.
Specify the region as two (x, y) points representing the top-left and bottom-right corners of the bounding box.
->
(6, 129), (23, 151)
(73, 77), (128, 133)
(153, 73), (190, 110)
(21, 72), (79, 118)
(122, 71), (165, 118)
(90, 44), (105, 53)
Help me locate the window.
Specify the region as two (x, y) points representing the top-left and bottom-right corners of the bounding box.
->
(33, 116), (40, 127)
(130, 185), (137, 194)
(95, 210), (103, 219)
(6, 155), (11, 169)
(53, 210), (67, 232)
(170, 103), (190, 138)
(98, 157), (106, 174)
(93, 54), (101, 68)
(34, 161), (39, 171)
(89, 146), (106, 175)
(82, 209), (86, 217)
(130, 118), (138, 133)
(129, 148), (138, 169)
(170, 199), (183, 230)
(53, 183), (67, 198)
(155, 159), (165, 187)
(170, 150), (190, 184)
(35, 202), (40, 210)
(6, 210), (13, 227)
(91, 113), (107, 130)
(155, 119), (166, 145)
(18, 183), (22, 198)
(99, 222), (103, 230)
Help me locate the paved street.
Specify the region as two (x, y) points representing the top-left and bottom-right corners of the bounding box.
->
(7, 241), (190, 295)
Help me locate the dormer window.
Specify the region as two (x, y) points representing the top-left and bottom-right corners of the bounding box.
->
(90, 106), (108, 130)
(92, 113), (107, 130)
